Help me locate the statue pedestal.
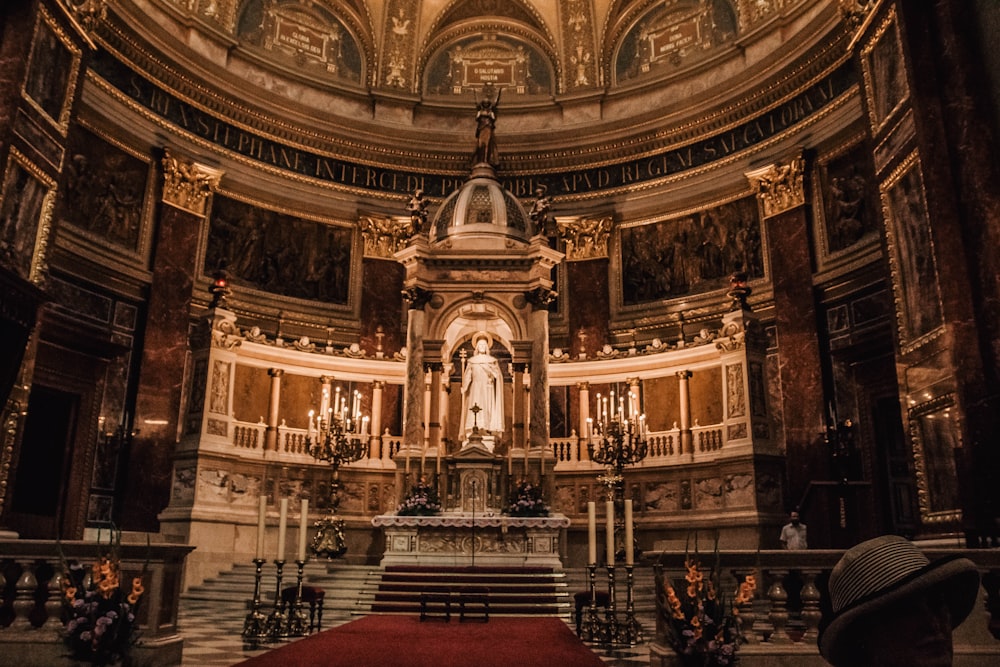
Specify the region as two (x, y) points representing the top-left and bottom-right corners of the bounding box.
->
(452, 436), (503, 513)
(371, 513), (571, 568)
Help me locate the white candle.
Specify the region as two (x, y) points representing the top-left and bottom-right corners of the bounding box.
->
(298, 499), (309, 561)
(276, 498), (288, 560)
(587, 501), (597, 565)
(606, 500), (615, 565)
(625, 499), (634, 566)
(255, 495), (267, 560)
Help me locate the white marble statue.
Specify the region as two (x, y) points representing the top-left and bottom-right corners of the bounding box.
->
(461, 332), (504, 444)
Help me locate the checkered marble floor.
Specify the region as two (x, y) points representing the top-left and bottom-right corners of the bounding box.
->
(177, 600), (650, 666)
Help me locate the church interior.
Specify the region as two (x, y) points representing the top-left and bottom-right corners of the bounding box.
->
(2, 0), (1000, 665)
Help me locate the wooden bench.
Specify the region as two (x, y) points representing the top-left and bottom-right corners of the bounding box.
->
(458, 587), (490, 623)
(419, 591), (452, 622)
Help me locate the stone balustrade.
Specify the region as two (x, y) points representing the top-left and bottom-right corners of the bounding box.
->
(644, 548), (1000, 666)
(0, 539), (194, 667)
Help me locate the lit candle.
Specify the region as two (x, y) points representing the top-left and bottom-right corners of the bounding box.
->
(334, 387), (341, 417)
(298, 499), (309, 562)
(362, 415), (369, 438)
(307, 410), (316, 438)
(606, 500), (615, 565)
(624, 499), (634, 566)
(255, 495), (266, 560)
(587, 501), (597, 565)
(276, 498), (288, 561)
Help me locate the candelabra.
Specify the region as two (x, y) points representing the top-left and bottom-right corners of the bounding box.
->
(286, 559), (309, 637)
(306, 406), (366, 558)
(587, 397), (648, 561)
(240, 558), (268, 643)
(585, 393), (646, 646)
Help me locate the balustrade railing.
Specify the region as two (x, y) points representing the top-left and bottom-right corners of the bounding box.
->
(0, 539), (193, 667)
(644, 548), (1000, 664)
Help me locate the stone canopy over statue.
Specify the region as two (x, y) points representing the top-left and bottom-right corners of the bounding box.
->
(461, 332), (504, 451)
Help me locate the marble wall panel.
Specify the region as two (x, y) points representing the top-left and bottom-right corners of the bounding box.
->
(690, 366), (722, 425)
(567, 258), (609, 356)
(232, 364), (269, 424)
(643, 375), (680, 432)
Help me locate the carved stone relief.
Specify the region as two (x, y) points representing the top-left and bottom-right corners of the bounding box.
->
(205, 195), (353, 303)
(619, 196), (761, 304)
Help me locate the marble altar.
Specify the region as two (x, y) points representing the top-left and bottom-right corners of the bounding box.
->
(371, 512), (571, 568)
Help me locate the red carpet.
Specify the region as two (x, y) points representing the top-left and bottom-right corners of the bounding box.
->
(233, 615), (606, 667)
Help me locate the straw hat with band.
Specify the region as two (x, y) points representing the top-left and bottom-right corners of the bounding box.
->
(818, 535), (980, 666)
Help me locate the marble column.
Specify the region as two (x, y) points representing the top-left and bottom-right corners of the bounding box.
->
(123, 150), (222, 530)
(401, 288), (431, 478)
(746, 155), (828, 525)
(578, 381), (591, 462)
(371, 380), (386, 462)
(265, 369), (283, 452)
(526, 289), (554, 476)
(677, 371), (693, 456)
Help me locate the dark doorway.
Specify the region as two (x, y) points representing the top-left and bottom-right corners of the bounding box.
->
(10, 385), (78, 538)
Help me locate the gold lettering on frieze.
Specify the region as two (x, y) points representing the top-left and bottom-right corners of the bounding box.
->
(161, 148), (223, 216)
(557, 216), (612, 261)
(745, 154), (806, 218)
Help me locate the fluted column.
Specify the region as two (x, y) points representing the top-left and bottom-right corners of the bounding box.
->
(265, 369), (283, 452)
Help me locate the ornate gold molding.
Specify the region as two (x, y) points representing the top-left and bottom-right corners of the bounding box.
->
(161, 148), (223, 216)
(745, 154), (806, 217)
(556, 216), (612, 261)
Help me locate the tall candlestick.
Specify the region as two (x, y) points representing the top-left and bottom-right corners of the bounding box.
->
(297, 499), (309, 561)
(276, 498), (288, 560)
(587, 501), (597, 565)
(606, 500), (615, 565)
(624, 499), (634, 565)
(255, 495), (267, 560)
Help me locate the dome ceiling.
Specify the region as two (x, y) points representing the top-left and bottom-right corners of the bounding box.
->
(91, 0), (850, 202)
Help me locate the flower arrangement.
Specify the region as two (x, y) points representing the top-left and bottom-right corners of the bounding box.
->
(654, 553), (752, 667)
(396, 478), (442, 516)
(504, 480), (549, 517)
(62, 540), (146, 667)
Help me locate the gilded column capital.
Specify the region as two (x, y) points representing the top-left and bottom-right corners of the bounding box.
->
(161, 148), (223, 216)
(319, 375), (335, 385)
(839, 0), (879, 37)
(65, 0), (107, 33)
(372, 380), (385, 391)
(745, 154), (806, 218)
(359, 214), (412, 259)
(268, 368), (284, 378)
(577, 381), (590, 391)
(676, 370), (693, 380)
(556, 216), (613, 260)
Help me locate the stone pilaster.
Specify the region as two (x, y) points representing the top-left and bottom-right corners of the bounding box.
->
(122, 151), (221, 530)
(747, 154), (829, 536)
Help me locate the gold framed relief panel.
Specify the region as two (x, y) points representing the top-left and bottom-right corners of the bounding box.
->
(59, 122), (156, 259)
(908, 396), (962, 527)
(859, 6), (909, 135)
(202, 190), (359, 311)
(0, 147), (57, 284)
(23, 6), (83, 133)
(879, 151), (943, 351)
(813, 135), (880, 264)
